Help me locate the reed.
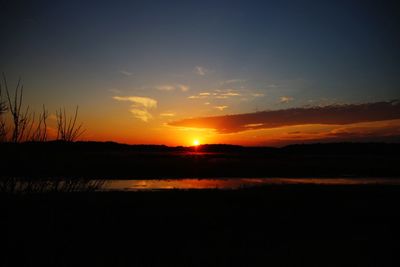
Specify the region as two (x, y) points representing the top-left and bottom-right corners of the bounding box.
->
(0, 177), (105, 194)
(56, 106), (85, 142)
(2, 73), (32, 143)
(0, 74), (83, 143)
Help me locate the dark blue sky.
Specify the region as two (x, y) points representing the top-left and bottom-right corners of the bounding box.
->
(0, 0), (399, 144)
(2, 0), (399, 100)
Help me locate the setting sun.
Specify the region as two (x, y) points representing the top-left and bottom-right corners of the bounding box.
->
(1, 1), (399, 266)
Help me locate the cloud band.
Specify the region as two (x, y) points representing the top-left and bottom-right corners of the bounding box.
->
(169, 100), (400, 133)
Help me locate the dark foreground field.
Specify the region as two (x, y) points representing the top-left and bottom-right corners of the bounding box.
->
(2, 184), (400, 266)
(1, 142), (400, 178)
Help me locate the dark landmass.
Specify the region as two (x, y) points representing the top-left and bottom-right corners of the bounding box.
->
(2, 142), (400, 266)
(1, 141), (399, 178)
(2, 184), (400, 266)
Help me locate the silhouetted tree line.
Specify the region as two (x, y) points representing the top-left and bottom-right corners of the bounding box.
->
(0, 73), (84, 143)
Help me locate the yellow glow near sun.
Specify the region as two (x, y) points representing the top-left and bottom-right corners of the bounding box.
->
(193, 139), (200, 146)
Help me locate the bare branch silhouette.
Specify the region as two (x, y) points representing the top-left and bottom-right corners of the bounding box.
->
(1, 74), (84, 143)
(56, 106), (85, 142)
(29, 105), (48, 142)
(2, 73), (32, 143)
(0, 75), (8, 142)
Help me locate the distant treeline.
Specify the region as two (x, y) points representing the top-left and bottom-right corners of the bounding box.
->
(1, 141), (399, 179)
(1, 140), (399, 154)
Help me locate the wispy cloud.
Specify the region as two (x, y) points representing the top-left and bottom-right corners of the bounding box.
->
(160, 112), (176, 117)
(221, 92), (240, 96)
(188, 95), (203, 99)
(244, 123), (264, 128)
(120, 70), (133, 76)
(130, 109), (153, 122)
(169, 100), (400, 133)
(215, 105), (228, 111)
(268, 121), (400, 145)
(113, 96), (157, 108)
(188, 89), (241, 100)
(280, 96), (293, 104)
(177, 84), (189, 92)
(194, 66), (208, 76)
(113, 96), (157, 122)
(157, 84), (189, 92)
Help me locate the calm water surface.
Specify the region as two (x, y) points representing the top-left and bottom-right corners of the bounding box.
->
(103, 178), (400, 191)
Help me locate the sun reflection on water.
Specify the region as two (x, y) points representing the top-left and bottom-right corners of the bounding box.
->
(104, 178), (400, 191)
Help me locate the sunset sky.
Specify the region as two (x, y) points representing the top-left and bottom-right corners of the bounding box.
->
(1, 0), (399, 146)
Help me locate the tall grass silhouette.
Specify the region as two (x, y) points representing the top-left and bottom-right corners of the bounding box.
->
(0, 75), (7, 142)
(56, 106), (85, 142)
(0, 73), (84, 143)
(2, 73), (31, 143)
(0, 177), (105, 193)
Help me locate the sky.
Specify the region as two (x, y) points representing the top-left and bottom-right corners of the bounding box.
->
(1, 0), (399, 146)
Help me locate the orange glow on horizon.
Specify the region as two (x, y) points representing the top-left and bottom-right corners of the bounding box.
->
(76, 111), (400, 147)
(193, 139), (200, 146)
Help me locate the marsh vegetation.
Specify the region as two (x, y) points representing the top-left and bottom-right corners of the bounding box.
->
(0, 73), (84, 143)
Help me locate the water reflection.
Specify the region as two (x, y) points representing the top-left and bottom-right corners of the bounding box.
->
(2, 178), (400, 193)
(104, 178), (400, 191)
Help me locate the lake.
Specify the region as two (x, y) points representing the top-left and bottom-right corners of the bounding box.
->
(103, 178), (400, 191)
(2, 177), (400, 193)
